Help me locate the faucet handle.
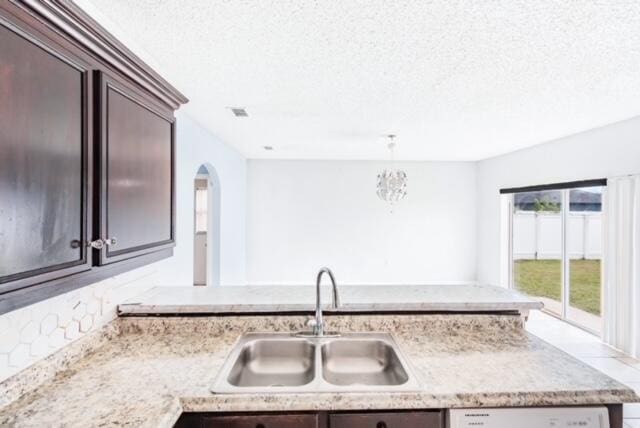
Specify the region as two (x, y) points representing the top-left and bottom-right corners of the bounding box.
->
(306, 318), (323, 335)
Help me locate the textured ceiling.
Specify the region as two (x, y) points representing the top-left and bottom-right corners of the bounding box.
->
(84, 0), (640, 160)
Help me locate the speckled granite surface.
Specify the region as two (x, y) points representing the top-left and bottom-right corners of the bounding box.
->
(0, 314), (636, 427)
(118, 284), (543, 315)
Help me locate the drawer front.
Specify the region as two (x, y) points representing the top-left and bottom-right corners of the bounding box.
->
(329, 411), (443, 428)
(202, 413), (319, 428)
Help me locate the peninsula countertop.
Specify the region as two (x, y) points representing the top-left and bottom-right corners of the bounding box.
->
(118, 284), (543, 315)
(0, 313), (635, 427)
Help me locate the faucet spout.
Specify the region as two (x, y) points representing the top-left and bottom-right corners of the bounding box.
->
(313, 267), (340, 336)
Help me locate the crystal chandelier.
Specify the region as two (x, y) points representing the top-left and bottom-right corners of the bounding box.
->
(376, 134), (407, 208)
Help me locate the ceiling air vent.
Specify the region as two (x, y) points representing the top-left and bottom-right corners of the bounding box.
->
(230, 107), (248, 117)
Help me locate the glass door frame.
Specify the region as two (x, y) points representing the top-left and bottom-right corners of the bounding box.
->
(560, 189), (570, 321)
(506, 181), (606, 335)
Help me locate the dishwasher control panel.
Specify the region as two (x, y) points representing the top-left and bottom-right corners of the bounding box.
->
(448, 406), (609, 428)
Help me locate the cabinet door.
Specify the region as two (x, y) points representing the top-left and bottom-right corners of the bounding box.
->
(96, 71), (175, 265)
(329, 411), (444, 428)
(201, 414), (320, 428)
(0, 19), (92, 292)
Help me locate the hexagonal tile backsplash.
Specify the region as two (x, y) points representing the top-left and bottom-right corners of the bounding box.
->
(0, 265), (158, 383)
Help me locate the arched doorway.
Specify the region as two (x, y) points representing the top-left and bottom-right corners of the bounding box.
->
(193, 164), (221, 286)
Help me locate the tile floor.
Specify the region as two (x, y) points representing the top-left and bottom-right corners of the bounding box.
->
(526, 310), (640, 427)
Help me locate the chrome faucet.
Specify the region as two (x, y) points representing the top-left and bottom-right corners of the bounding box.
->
(310, 267), (340, 336)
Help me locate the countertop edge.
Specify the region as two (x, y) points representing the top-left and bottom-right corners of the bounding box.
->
(118, 284), (544, 315)
(178, 389), (640, 413)
(118, 302), (544, 315)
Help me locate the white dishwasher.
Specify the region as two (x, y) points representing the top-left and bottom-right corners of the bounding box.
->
(448, 406), (609, 428)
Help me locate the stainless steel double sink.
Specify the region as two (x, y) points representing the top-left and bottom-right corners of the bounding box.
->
(211, 332), (420, 393)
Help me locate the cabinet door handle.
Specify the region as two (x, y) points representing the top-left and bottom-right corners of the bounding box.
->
(376, 422), (387, 428)
(87, 238), (116, 249)
(87, 239), (105, 250)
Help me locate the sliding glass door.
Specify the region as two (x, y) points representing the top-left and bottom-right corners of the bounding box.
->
(566, 186), (603, 332)
(510, 185), (604, 334)
(512, 190), (564, 316)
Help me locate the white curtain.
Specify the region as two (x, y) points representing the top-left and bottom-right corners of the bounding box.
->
(603, 175), (640, 356)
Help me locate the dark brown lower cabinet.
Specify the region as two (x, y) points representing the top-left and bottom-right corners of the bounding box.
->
(329, 411), (443, 428)
(175, 413), (320, 428)
(202, 413), (320, 428)
(174, 411), (444, 428)
(175, 406), (624, 428)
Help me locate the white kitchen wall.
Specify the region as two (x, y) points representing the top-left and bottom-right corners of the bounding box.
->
(476, 116), (640, 288)
(158, 111), (247, 286)
(247, 160), (477, 285)
(0, 113), (247, 383)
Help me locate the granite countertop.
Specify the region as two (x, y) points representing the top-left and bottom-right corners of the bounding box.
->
(0, 313), (636, 427)
(118, 284), (543, 315)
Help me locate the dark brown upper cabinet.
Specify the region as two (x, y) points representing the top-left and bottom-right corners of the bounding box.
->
(0, 1), (186, 313)
(0, 16), (93, 294)
(95, 71), (176, 265)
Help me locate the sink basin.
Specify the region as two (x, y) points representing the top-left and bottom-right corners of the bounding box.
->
(227, 339), (315, 387)
(211, 332), (420, 393)
(321, 339), (409, 386)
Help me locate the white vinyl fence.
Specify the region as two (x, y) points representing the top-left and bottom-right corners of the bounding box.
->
(513, 212), (602, 260)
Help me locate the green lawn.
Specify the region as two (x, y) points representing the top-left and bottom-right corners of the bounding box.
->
(513, 259), (601, 316)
